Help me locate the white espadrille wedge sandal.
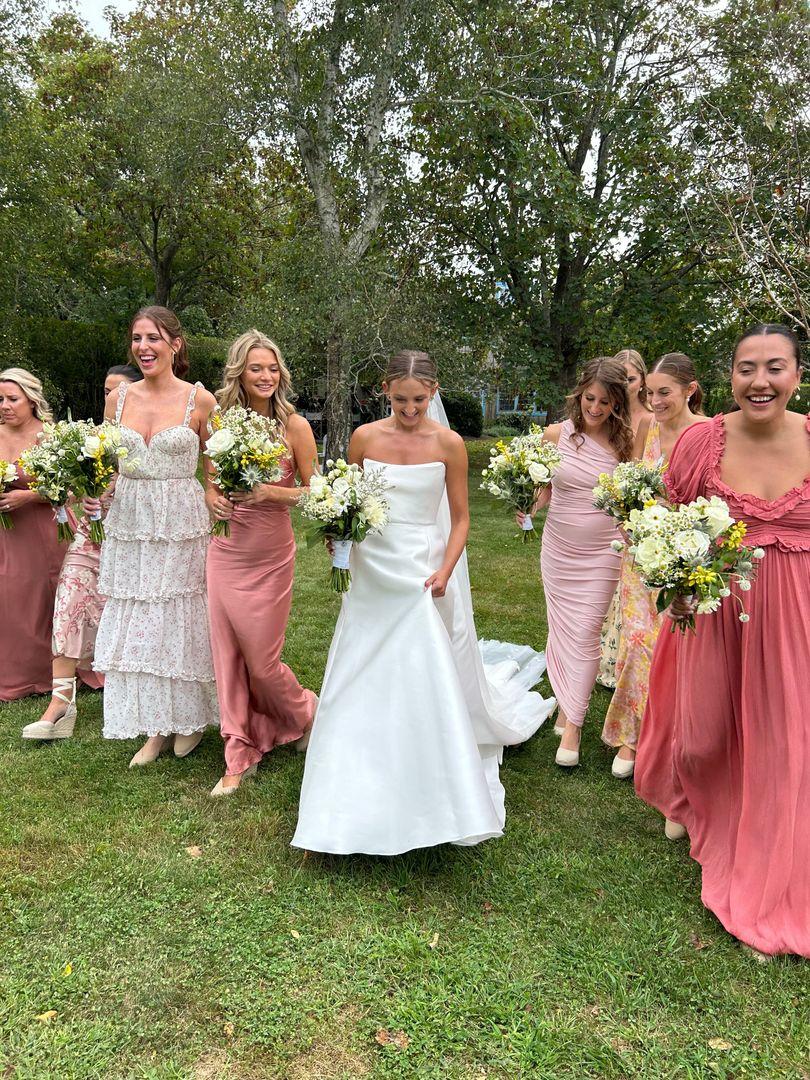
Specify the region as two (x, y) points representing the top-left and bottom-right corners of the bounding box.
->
(22, 677), (77, 740)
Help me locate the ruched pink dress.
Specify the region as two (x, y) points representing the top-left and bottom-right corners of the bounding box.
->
(207, 457), (317, 776)
(0, 464), (67, 699)
(540, 420), (622, 726)
(635, 414), (810, 956)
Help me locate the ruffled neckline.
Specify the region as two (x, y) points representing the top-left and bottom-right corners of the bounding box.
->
(708, 413), (810, 518)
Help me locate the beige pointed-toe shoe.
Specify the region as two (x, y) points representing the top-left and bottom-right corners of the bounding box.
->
(129, 735), (171, 768)
(174, 731), (205, 758)
(210, 763), (257, 798)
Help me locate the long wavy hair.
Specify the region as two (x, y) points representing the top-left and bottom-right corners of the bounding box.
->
(128, 306), (190, 379)
(566, 356), (634, 462)
(0, 367), (54, 422)
(614, 347), (649, 406)
(216, 330), (296, 429)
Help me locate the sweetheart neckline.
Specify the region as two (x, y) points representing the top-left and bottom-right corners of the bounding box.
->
(119, 423), (197, 449)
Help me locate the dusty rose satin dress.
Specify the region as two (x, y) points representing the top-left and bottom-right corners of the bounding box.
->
(635, 414), (810, 957)
(540, 420), (622, 726)
(207, 458), (316, 775)
(0, 465), (67, 699)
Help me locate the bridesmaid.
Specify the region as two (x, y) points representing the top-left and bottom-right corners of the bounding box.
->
(598, 348), (652, 688)
(0, 369), (67, 701)
(22, 365), (143, 740)
(602, 353), (710, 777)
(521, 357), (633, 767)
(90, 307), (220, 767)
(205, 330), (319, 797)
(635, 324), (809, 958)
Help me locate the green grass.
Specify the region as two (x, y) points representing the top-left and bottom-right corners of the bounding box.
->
(1, 441), (807, 1079)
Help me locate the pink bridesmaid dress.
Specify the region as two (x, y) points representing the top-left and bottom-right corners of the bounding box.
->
(0, 464), (67, 699)
(51, 520), (105, 690)
(207, 457), (316, 775)
(635, 414), (810, 957)
(540, 419), (622, 726)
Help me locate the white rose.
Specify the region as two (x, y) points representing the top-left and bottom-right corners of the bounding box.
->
(700, 499), (735, 538)
(528, 461), (550, 484)
(332, 477), (350, 496)
(205, 428), (236, 456)
(103, 427), (121, 447)
(309, 476), (327, 497)
(672, 529), (711, 560)
(2, 463), (17, 483)
(82, 434), (102, 458)
(634, 536), (665, 571)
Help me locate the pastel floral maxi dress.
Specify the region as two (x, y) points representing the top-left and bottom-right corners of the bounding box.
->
(93, 382), (219, 737)
(601, 421), (663, 749)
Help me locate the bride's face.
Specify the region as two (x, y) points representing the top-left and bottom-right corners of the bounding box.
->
(385, 376), (435, 428)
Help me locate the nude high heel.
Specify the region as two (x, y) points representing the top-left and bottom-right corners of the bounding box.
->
(173, 731), (205, 758)
(129, 735), (171, 768)
(22, 678), (77, 740)
(210, 763), (257, 798)
(664, 818), (687, 841)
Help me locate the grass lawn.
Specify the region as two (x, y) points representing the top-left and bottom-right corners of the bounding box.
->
(1, 441), (807, 1079)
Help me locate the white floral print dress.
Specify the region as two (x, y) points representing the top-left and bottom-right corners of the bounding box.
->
(94, 382), (219, 737)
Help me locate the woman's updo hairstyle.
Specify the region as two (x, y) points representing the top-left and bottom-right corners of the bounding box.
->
(733, 323), (803, 370)
(566, 356), (634, 462)
(106, 363), (143, 383)
(0, 367), (54, 422)
(614, 347), (648, 404)
(649, 352), (704, 413)
(384, 349), (438, 387)
(128, 305), (190, 379)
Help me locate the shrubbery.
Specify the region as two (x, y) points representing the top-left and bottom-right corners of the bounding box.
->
(1, 317), (228, 420)
(442, 390), (483, 437)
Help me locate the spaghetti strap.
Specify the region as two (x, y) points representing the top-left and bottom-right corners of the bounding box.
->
(183, 382), (202, 427)
(114, 381), (129, 425)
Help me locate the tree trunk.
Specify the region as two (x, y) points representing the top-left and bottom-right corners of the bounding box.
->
(152, 257), (173, 307)
(323, 323), (353, 461)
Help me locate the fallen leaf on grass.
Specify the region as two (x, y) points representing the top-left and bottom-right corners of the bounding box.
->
(708, 1038), (732, 1051)
(35, 1011), (57, 1023)
(223, 1022), (235, 1039)
(290, 929), (301, 940)
(62, 963), (72, 977)
(482, 901), (494, 914)
(375, 1029), (409, 1050)
(689, 933), (711, 951)
(184, 845), (203, 859)
(428, 933), (439, 949)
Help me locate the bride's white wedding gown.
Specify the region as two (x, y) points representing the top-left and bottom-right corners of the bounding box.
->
(291, 458), (556, 855)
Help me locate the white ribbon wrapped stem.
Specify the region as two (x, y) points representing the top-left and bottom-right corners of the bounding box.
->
(331, 539), (352, 570)
(55, 505), (69, 524)
(521, 515), (534, 532)
(89, 509), (102, 521)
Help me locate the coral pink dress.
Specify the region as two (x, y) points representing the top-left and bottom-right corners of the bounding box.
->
(602, 421), (663, 748)
(0, 464), (67, 699)
(635, 414), (810, 956)
(541, 420), (622, 726)
(207, 457), (316, 775)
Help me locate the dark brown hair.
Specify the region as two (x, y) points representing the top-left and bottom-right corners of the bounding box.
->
(128, 306), (190, 379)
(384, 349), (438, 386)
(566, 357), (634, 462)
(733, 323), (803, 369)
(649, 353), (704, 413)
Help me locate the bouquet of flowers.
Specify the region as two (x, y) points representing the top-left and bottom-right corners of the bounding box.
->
(63, 420), (130, 543)
(298, 459), (390, 592)
(20, 422), (78, 542)
(620, 495), (765, 633)
(0, 459), (18, 530)
(480, 426), (563, 541)
(204, 406), (288, 537)
(593, 460), (667, 524)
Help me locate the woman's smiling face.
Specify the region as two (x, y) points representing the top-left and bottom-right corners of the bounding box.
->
(130, 318), (178, 378)
(732, 334), (801, 423)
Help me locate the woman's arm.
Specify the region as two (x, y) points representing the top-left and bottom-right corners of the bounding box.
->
(425, 432), (469, 598)
(632, 416), (652, 461)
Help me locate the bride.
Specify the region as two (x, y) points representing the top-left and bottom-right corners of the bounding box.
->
(291, 350), (556, 855)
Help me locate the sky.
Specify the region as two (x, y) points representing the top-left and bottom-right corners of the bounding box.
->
(54, 0), (137, 36)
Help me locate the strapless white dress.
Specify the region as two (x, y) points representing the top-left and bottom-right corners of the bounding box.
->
(291, 459), (556, 855)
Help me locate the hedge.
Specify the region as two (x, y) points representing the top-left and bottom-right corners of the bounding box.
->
(442, 390), (483, 437)
(0, 317), (228, 420)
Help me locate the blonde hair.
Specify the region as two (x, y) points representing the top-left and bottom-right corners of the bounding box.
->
(216, 330), (296, 428)
(614, 347), (648, 405)
(566, 357), (634, 462)
(0, 367), (54, 422)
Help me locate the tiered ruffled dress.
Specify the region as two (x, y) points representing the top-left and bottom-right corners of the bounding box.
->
(635, 414), (810, 956)
(94, 382), (219, 737)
